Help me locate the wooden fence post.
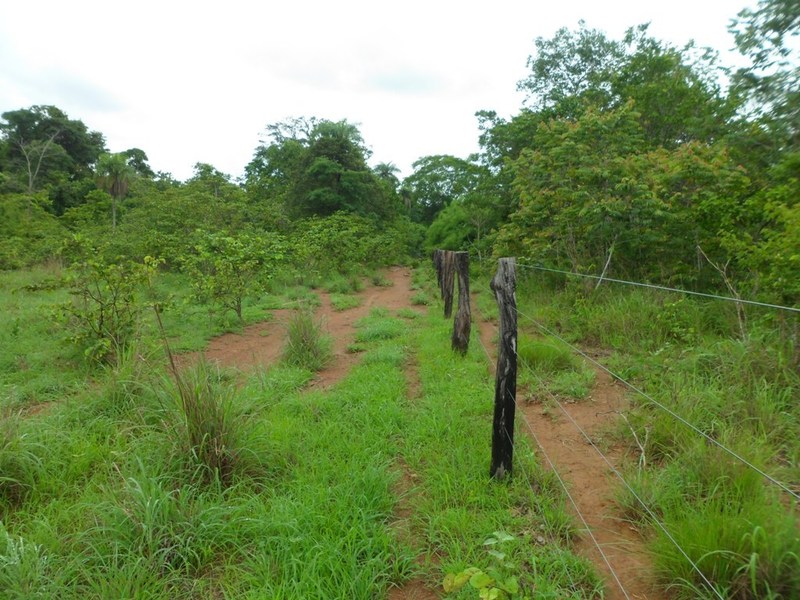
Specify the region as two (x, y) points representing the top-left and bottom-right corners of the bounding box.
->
(490, 258), (517, 480)
(451, 251), (471, 354)
(433, 250), (444, 297)
(441, 251), (456, 318)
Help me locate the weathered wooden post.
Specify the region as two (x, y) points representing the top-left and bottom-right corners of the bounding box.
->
(451, 251), (471, 355)
(442, 251), (456, 318)
(490, 258), (517, 480)
(433, 250), (444, 297)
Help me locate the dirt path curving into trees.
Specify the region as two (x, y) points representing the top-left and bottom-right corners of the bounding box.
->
(185, 270), (666, 599)
(180, 266), (438, 598)
(473, 307), (667, 600)
(179, 266), (416, 385)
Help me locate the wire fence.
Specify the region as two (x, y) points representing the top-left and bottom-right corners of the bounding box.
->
(436, 252), (797, 598)
(471, 304), (629, 600)
(479, 295), (729, 599)
(514, 262), (800, 314)
(471, 264), (797, 599)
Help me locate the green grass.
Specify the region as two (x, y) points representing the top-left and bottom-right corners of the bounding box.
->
(0, 266), (88, 411)
(396, 307), (423, 320)
(354, 308), (406, 342)
(322, 273), (364, 294)
(0, 264), (605, 599)
(329, 293), (363, 311)
(513, 271), (800, 598)
(407, 310), (603, 597)
(411, 291), (432, 306)
(516, 334), (596, 401)
(281, 310), (332, 371)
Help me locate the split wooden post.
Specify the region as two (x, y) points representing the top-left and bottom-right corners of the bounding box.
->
(441, 251), (456, 318)
(490, 258), (517, 480)
(451, 251), (471, 354)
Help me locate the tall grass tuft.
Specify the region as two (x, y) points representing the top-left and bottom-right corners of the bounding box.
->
(282, 310), (332, 371)
(0, 411), (43, 508)
(0, 526), (51, 599)
(154, 305), (241, 486)
(162, 359), (239, 486)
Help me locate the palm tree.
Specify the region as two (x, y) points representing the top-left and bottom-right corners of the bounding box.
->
(373, 162), (401, 191)
(96, 152), (132, 230)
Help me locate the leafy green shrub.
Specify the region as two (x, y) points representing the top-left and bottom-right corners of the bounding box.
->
(0, 193), (65, 270)
(182, 232), (285, 322)
(56, 237), (160, 364)
(282, 310), (332, 371)
(289, 212), (415, 275)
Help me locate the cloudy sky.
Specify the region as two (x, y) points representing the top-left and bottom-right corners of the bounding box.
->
(0, 0), (752, 181)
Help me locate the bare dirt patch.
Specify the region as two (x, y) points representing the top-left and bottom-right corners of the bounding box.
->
(309, 266), (416, 389)
(473, 309), (666, 600)
(177, 266), (416, 385)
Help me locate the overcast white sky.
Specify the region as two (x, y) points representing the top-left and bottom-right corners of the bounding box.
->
(0, 0), (753, 181)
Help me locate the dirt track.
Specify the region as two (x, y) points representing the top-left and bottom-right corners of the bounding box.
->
(183, 268), (663, 599)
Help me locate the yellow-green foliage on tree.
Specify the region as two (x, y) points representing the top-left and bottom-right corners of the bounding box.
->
(182, 232), (286, 322)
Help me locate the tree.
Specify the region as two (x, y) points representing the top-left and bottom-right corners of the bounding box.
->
(182, 232), (286, 322)
(404, 155), (487, 224)
(372, 162), (401, 190)
(245, 117), (395, 220)
(122, 148), (155, 178)
(612, 25), (735, 148)
(517, 21), (625, 117)
(0, 105), (105, 194)
(96, 153), (133, 230)
(58, 238), (161, 365)
(290, 119), (395, 219)
(185, 162), (244, 201)
(730, 0), (800, 150)
(495, 103), (750, 281)
(515, 23), (733, 148)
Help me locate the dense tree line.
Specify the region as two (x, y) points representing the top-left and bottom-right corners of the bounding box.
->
(0, 0), (796, 305)
(416, 0), (799, 306)
(0, 107), (422, 276)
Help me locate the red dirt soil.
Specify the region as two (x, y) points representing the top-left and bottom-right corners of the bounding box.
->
(178, 266), (417, 387)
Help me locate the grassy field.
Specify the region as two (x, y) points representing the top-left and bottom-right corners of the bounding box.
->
(3, 259), (797, 598)
(0, 265), (602, 599)
(506, 268), (800, 600)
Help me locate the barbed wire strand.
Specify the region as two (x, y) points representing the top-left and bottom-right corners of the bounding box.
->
(514, 262), (800, 314)
(476, 290), (725, 600)
(511, 303), (800, 503)
(472, 303), (629, 600)
(499, 304), (726, 600)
